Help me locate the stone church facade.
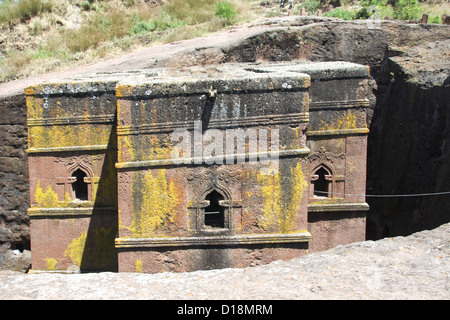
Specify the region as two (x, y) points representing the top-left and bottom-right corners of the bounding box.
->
(25, 62), (372, 273)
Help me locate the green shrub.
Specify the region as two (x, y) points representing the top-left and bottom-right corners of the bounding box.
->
(301, 0), (321, 14)
(394, 0), (422, 20)
(215, 1), (236, 25)
(81, 1), (92, 11)
(130, 20), (154, 34)
(323, 8), (356, 20)
(130, 12), (185, 35)
(356, 0), (421, 20)
(32, 45), (55, 59)
(428, 15), (442, 24)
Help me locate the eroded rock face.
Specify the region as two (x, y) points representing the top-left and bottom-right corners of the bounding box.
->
(366, 38), (450, 238)
(0, 244), (30, 273)
(0, 95), (29, 247)
(0, 94), (30, 272)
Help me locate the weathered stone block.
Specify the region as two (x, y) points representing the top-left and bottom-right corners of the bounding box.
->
(25, 62), (373, 273)
(25, 77), (120, 272)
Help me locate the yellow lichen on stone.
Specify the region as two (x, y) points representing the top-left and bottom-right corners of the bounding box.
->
(64, 232), (87, 267)
(122, 135), (173, 162)
(119, 136), (136, 162)
(24, 86), (35, 96)
(303, 76), (311, 88)
(26, 96), (43, 119)
(257, 162), (307, 233)
(147, 136), (173, 161)
(29, 124), (111, 149)
(34, 180), (59, 207)
(320, 111), (357, 131)
(64, 192), (72, 204)
(116, 85), (133, 98)
(347, 161), (356, 173)
(45, 257), (58, 270)
(34, 181), (75, 207)
(64, 226), (117, 269)
(135, 259), (143, 273)
(129, 169), (182, 237)
(281, 162), (308, 233)
(257, 169), (282, 231)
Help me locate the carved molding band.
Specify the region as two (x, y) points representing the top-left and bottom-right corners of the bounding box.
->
(117, 113), (309, 136)
(309, 99), (370, 110)
(115, 147), (310, 169)
(27, 145), (111, 154)
(308, 147), (346, 165)
(28, 207), (117, 218)
(28, 115), (115, 127)
(187, 169), (243, 183)
(308, 202), (369, 212)
(115, 231), (312, 248)
(307, 128), (369, 137)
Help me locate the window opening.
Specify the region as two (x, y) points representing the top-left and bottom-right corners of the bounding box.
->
(72, 169), (88, 201)
(204, 190), (225, 228)
(313, 167), (331, 198)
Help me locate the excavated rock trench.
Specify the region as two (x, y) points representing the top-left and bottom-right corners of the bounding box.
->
(0, 16), (449, 299)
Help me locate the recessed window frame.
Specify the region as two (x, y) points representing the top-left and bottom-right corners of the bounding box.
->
(66, 164), (94, 203)
(71, 168), (89, 201)
(188, 185), (240, 234)
(310, 165), (334, 200)
(204, 190), (225, 228)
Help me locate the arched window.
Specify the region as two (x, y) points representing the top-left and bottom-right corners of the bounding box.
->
(72, 169), (88, 201)
(312, 166), (333, 198)
(204, 190), (225, 228)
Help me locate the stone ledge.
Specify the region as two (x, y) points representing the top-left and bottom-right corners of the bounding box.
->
(27, 267), (81, 274)
(24, 79), (120, 96)
(27, 145), (111, 154)
(307, 128), (369, 137)
(115, 231), (312, 248)
(309, 99), (370, 110)
(115, 147), (310, 169)
(308, 202), (369, 212)
(27, 114), (115, 126)
(117, 112), (309, 135)
(28, 207), (117, 218)
(116, 73), (311, 98)
(250, 61), (370, 80)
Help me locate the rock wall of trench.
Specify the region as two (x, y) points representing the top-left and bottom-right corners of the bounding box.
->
(0, 94), (30, 272)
